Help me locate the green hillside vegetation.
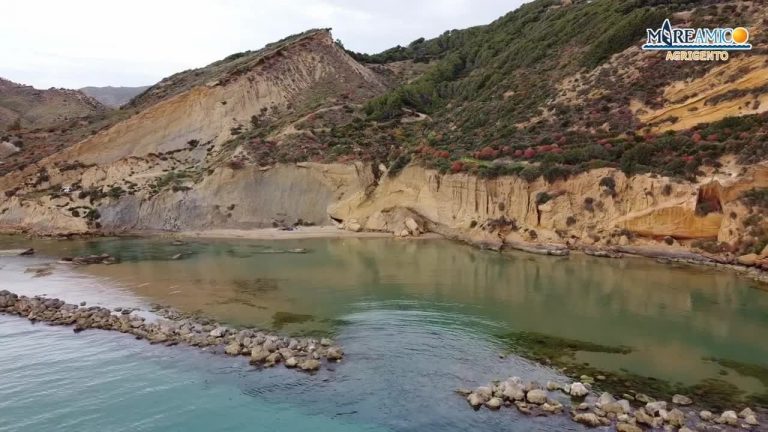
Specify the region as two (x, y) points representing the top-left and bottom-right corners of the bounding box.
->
(329, 0), (767, 182)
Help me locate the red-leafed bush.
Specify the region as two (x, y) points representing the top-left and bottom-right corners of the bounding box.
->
(523, 148), (536, 159)
(514, 149), (523, 157)
(450, 161), (464, 173)
(436, 150), (450, 159)
(692, 133), (703, 143)
(706, 133), (719, 142)
(477, 146), (499, 160)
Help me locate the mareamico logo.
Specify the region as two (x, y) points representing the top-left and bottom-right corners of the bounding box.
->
(642, 19), (750, 61)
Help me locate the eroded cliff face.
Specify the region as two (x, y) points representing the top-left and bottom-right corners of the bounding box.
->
(328, 162), (768, 249)
(4, 158), (767, 261)
(0, 162), (370, 234)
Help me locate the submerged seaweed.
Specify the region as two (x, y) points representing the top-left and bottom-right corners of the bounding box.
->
(272, 311), (314, 329)
(498, 331), (632, 363)
(498, 331), (767, 410)
(233, 278), (280, 295)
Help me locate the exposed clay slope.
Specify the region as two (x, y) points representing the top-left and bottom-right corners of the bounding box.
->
(41, 30), (386, 167)
(0, 78), (108, 130)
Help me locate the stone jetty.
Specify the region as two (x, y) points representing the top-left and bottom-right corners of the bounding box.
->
(461, 377), (762, 431)
(0, 289), (343, 372)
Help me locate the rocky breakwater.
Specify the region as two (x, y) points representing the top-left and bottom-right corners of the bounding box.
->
(0, 290), (344, 373)
(460, 377), (762, 431)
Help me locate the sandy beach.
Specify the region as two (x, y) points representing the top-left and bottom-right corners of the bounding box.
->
(177, 226), (441, 240)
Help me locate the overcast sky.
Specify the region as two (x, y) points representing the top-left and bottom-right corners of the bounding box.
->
(0, 0), (525, 90)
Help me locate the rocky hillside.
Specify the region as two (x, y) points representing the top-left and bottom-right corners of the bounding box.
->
(0, 78), (124, 178)
(2, 1), (768, 268)
(0, 78), (108, 130)
(79, 86), (150, 108)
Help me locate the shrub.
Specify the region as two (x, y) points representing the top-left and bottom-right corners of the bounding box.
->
(107, 186), (124, 199)
(661, 184), (672, 196)
(599, 176), (616, 192)
(227, 159), (245, 170)
(741, 188), (768, 210)
(85, 208), (101, 221)
(388, 154), (411, 177)
(584, 197), (595, 212)
(535, 191), (552, 205)
(691, 239), (731, 254)
(519, 166), (542, 182)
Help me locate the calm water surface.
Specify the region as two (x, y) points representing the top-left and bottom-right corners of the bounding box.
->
(1, 235), (767, 431)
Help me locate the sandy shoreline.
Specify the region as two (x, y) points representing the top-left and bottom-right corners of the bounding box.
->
(176, 226), (442, 241)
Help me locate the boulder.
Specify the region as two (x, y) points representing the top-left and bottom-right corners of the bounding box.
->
(672, 394), (693, 406)
(485, 397), (502, 410)
(635, 409), (660, 428)
(699, 410), (713, 421)
(596, 392), (616, 407)
(265, 351), (282, 365)
(616, 423), (642, 432)
(738, 253), (760, 266)
(404, 217), (420, 235)
(569, 382), (589, 397)
(545, 381), (561, 391)
(298, 359), (320, 371)
(326, 347), (344, 361)
(526, 389), (547, 404)
(602, 401), (627, 415)
(573, 413), (601, 427)
(501, 381), (525, 401)
(619, 399), (632, 414)
(667, 408), (685, 427)
(345, 220), (362, 232)
(70, 253), (117, 265)
(224, 342), (241, 356)
(739, 408), (755, 418)
(250, 346), (269, 363)
(542, 402), (563, 413)
(645, 400), (667, 415)
(717, 410), (738, 425)
(0, 248), (35, 256)
(467, 393), (485, 408)
(745, 415), (759, 426)
(635, 393), (654, 403)
(474, 386), (492, 401)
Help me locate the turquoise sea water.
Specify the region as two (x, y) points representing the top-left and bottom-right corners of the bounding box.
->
(1, 236), (767, 431)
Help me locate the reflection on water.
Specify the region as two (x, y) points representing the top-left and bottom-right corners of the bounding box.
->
(2, 235), (768, 397)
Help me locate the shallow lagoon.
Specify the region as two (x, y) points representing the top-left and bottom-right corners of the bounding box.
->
(1, 236), (767, 430)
